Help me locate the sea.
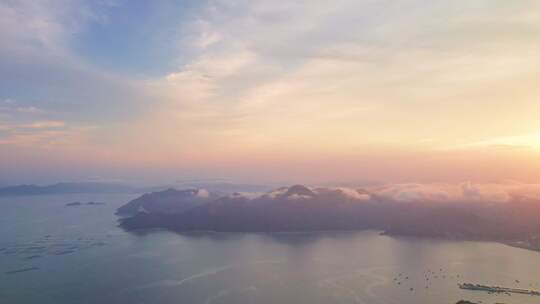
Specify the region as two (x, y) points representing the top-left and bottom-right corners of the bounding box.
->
(1, 193), (539, 304)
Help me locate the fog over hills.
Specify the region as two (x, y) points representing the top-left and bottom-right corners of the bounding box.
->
(117, 183), (540, 252)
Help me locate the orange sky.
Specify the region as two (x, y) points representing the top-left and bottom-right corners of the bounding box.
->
(1, 1), (540, 184)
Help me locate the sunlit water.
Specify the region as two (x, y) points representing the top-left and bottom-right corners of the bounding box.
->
(1, 194), (539, 304)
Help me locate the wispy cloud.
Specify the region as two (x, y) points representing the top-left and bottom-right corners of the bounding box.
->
(146, 0), (540, 152)
(26, 120), (65, 129)
(2, 1), (540, 183)
(371, 181), (540, 204)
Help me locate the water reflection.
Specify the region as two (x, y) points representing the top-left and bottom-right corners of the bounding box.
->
(1, 194), (540, 304)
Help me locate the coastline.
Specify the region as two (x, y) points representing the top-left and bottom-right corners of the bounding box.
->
(504, 240), (540, 253)
(121, 223), (540, 254)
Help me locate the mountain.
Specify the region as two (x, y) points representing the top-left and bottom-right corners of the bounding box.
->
(116, 185), (540, 251)
(118, 185), (387, 232)
(0, 182), (136, 196)
(115, 188), (217, 217)
(174, 182), (272, 193)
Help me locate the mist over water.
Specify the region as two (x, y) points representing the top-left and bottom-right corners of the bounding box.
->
(1, 193), (539, 304)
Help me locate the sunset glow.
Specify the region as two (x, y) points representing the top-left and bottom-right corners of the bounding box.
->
(2, 0), (540, 184)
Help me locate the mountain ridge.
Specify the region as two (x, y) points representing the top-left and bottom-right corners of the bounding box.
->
(116, 185), (540, 252)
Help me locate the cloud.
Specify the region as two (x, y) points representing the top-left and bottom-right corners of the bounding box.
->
(233, 182), (540, 205)
(0, 96), (70, 145)
(0, 108), (91, 147)
(3, 1), (540, 184)
(196, 188), (210, 198)
(313, 187), (372, 201)
(0, 98), (46, 115)
(142, 0), (540, 155)
(26, 120), (65, 129)
(250, 182), (540, 204)
(0, 0), (150, 126)
(16, 106), (44, 114)
(0, 1), (156, 165)
(287, 194), (312, 200)
(371, 182), (524, 204)
(334, 187), (371, 201)
(461, 132), (540, 151)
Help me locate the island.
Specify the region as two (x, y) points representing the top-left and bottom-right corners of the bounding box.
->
(116, 185), (540, 252)
(66, 202), (82, 207)
(0, 182), (135, 196)
(66, 201), (106, 207)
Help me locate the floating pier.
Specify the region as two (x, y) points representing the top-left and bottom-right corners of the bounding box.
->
(459, 283), (540, 296)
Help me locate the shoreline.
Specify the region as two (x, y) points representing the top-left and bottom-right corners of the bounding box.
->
(121, 224), (540, 254)
(504, 241), (540, 253)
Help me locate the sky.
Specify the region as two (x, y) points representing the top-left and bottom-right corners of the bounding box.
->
(1, 0), (540, 186)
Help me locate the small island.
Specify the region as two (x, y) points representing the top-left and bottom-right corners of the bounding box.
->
(66, 201), (106, 207)
(66, 202), (82, 206)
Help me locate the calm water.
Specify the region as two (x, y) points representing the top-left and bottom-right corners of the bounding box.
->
(1, 194), (539, 304)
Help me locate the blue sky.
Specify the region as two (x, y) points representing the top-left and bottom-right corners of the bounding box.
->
(72, 0), (200, 76)
(2, 0), (540, 185)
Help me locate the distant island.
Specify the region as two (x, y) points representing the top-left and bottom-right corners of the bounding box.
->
(66, 201), (106, 207)
(0, 181), (272, 197)
(117, 185), (540, 252)
(0, 182), (135, 196)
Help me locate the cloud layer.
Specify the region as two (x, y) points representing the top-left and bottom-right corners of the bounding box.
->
(264, 182), (540, 204)
(2, 1), (540, 184)
(365, 181), (540, 204)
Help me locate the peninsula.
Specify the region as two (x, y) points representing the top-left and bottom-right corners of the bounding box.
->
(117, 185), (540, 252)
